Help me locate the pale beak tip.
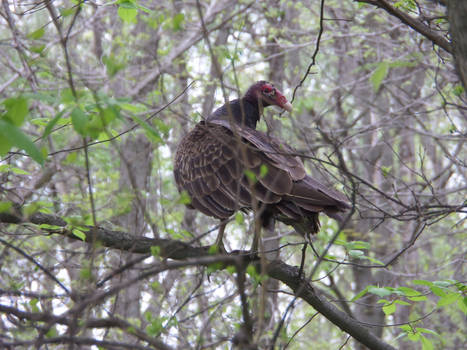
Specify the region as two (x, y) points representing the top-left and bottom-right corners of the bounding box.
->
(283, 102), (293, 112)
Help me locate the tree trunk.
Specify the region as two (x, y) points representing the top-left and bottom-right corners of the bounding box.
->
(447, 0), (467, 90)
(112, 134), (153, 320)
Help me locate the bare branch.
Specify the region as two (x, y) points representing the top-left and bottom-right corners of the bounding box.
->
(0, 213), (396, 350)
(357, 0), (452, 54)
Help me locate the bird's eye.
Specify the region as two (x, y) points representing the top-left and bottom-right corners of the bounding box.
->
(263, 86), (274, 95)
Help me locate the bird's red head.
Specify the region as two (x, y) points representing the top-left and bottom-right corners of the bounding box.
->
(245, 81), (293, 112)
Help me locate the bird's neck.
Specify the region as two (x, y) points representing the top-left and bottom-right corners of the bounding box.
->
(238, 98), (263, 129)
(208, 98), (263, 129)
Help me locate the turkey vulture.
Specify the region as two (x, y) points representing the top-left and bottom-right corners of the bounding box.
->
(174, 81), (349, 251)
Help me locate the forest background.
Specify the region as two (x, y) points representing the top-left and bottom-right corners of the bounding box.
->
(0, 0), (466, 349)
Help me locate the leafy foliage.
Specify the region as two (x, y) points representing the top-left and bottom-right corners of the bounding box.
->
(0, 0), (464, 349)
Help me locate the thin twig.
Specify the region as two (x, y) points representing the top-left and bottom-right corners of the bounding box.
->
(291, 0), (326, 103)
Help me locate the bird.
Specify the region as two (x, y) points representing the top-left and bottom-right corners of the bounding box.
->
(174, 81), (350, 253)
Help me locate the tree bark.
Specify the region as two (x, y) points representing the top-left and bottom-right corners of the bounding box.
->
(447, 0), (467, 90)
(111, 134), (153, 320)
(2, 212), (396, 350)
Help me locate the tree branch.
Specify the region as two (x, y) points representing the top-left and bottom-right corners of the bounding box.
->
(0, 304), (174, 350)
(358, 0), (452, 54)
(0, 212), (396, 350)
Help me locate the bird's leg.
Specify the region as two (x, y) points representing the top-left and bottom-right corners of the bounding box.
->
(250, 219), (261, 258)
(298, 242), (308, 280)
(262, 216), (279, 261)
(213, 221), (227, 254)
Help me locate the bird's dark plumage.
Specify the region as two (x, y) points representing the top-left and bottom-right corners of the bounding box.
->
(174, 81), (349, 238)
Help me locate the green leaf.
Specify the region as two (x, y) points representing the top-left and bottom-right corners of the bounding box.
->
(64, 152), (77, 165)
(45, 326), (58, 338)
(150, 281), (162, 292)
(0, 120), (44, 165)
(399, 324), (412, 333)
(407, 331), (420, 342)
(43, 110), (66, 138)
(136, 3), (152, 14)
(368, 286), (393, 297)
(352, 286), (369, 301)
(130, 115), (163, 143)
(120, 102), (146, 113)
(146, 317), (163, 337)
(366, 256), (385, 265)
(396, 286), (427, 301)
(0, 136), (12, 156)
(8, 166), (31, 175)
(150, 246), (161, 257)
(60, 88), (75, 104)
(349, 249), (364, 258)
(244, 169), (257, 183)
(417, 328), (440, 337)
(430, 285), (447, 297)
(246, 265), (258, 279)
(172, 13), (185, 31)
(235, 212), (244, 224)
(118, 0), (137, 9)
(60, 7), (76, 17)
(394, 0), (416, 11)
(259, 164), (269, 178)
(433, 280), (452, 288)
(382, 302), (396, 315)
(206, 262), (223, 274)
(452, 85), (464, 96)
(100, 107), (118, 125)
(39, 224), (63, 230)
(370, 62), (389, 92)
(420, 335), (434, 350)
(102, 54), (126, 77)
(246, 264), (266, 285)
(153, 118), (171, 135)
(397, 286), (422, 297)
(177, 191), (191, 205)
(118, 1), (138, 23)
(208, 245), (219, 255)
(0, 201), (12, 213)
(80, 267), (92, 279)
(413, 279), (433, 287)
(457, 297), (467, 315)
(27, 27), (45, 40)
(30, 45), (45, 54)
(437, 293), (460, 307)
(381, 166), (392, 177)
(29, 298), (40, 312)
(72, 228), (86, 241)
(71, 107), (88, 135)
(346, 240), (370, 250)
(2, 96), (29, 126)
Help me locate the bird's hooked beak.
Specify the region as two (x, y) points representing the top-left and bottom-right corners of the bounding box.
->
(277, 93), (293, 113)
(282, 101), (293, 112)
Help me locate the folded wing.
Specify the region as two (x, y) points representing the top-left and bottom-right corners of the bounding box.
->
(174, 120), (350, 235)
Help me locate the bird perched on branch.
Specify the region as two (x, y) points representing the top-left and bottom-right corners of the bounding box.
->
(174, 81), (349, 252)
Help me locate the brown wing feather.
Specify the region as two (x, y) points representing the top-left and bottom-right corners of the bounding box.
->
(174, 120), (349, 235)
(175, 123), (259, 219)
(209, 119), (306, 181)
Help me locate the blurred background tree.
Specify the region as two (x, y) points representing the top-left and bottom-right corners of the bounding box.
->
(0, 1), (465, 349)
